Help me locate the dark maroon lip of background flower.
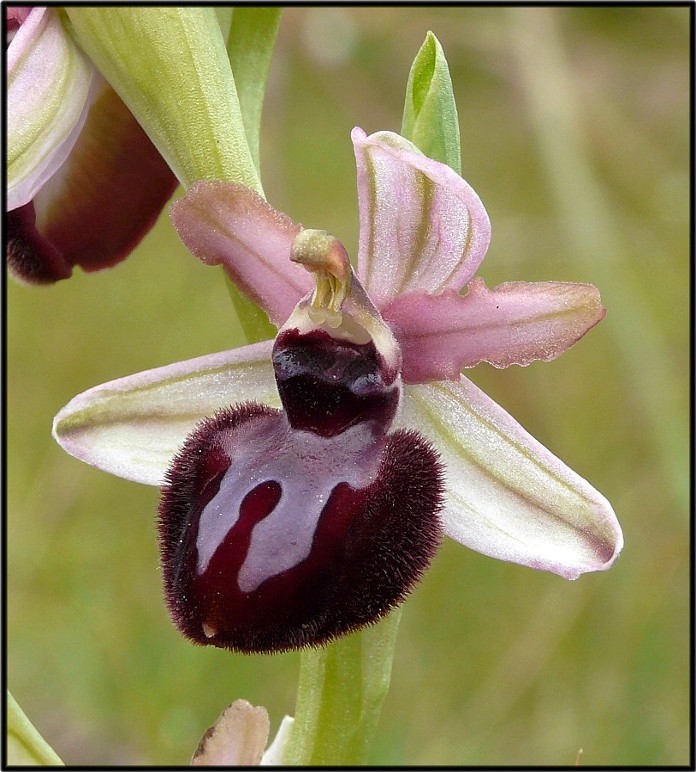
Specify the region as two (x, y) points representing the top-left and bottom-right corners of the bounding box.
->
(158, 327), (444, 653)
(6, 205), (74, 283)
(6, 10), (178, 286)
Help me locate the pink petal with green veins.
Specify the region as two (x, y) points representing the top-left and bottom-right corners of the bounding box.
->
(171, 182), (313, 326)
(52, 340), (279, 486)
(7, 7), (94, 210)
(7, 77), (178, 284)
(398, 378), (623, 579)
(383, 278), (607, 383)
(352, 127), (491, 307)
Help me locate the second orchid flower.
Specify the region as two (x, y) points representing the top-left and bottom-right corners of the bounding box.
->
(6, 6), (177, 284)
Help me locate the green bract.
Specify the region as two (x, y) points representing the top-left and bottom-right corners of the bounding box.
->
(401, 31), (461, 175)
(64, 7), (261, 193)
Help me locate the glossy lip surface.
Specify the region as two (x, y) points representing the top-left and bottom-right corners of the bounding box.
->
(159, 402), (444, 653)
(273, 328), (400, 437)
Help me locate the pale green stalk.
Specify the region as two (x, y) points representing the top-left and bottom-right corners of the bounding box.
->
(285, 610), (402, 765)
(224, 276), (277, 344)
(222, 7), (283, 343)
(227, 8), (282, 177)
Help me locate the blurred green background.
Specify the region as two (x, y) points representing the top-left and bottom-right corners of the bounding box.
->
(7, 6), (690, 766)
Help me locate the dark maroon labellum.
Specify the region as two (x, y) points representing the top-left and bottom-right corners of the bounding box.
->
(158, 325), (444, 654)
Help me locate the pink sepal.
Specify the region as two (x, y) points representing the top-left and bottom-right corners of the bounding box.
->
(7, 7), (93, 210)
(171, 182), (313, 327)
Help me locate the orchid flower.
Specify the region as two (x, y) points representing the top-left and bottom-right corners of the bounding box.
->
(53, 127), (623, 653)
(6, 6), (177, 283)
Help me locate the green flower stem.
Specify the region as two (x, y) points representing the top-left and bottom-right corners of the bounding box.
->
(286, 608), (402, 765)
(64, 8), (261, 194)
(224, 275), (277, 345)
(222, 7), (283, 342)
(6, 691), (63, 766)
(227, 8), (282, 177)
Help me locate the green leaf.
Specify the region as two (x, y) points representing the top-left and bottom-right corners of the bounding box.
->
(401, 31), (461, 174)
(64, 8), (262, 194)
(227, 8), (282, 176)
(6, 692), (63, 766)
(285, 609), (402, 765)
